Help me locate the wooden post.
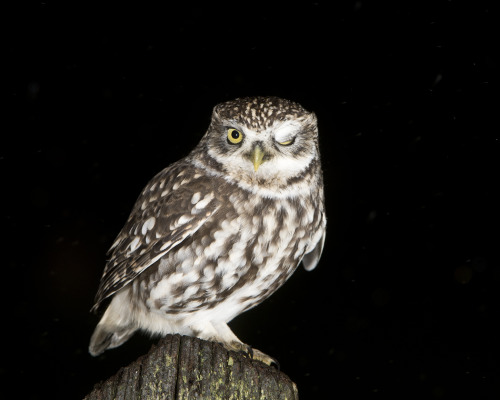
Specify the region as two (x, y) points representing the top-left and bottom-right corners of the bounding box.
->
(84, 334), (299, 400)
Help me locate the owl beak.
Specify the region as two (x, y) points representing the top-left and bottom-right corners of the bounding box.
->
(252, 145), (265, 172)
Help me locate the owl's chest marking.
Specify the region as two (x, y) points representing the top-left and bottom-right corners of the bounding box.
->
(140, 190), (320, 322)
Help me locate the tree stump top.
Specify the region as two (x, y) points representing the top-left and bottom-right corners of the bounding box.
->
(85, 334), (299, 400)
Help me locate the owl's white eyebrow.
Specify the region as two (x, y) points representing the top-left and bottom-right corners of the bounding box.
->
(273, 121), (301, 142)
(223, 120), (245, 131)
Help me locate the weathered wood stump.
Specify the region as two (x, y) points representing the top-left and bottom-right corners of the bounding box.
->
(84, 334), (299, 400)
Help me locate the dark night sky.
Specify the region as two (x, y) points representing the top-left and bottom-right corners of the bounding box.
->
(2, 1), (498, 399)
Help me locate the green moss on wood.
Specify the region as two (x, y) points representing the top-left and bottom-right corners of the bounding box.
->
(84, 334), (298, 400)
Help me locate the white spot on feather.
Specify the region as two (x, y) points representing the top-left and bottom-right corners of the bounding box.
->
(183, 284), (198, 298)
(203, 266), (215, 280)
(191, 192), (201, 204)
(195, 193), (214, 210)
(142, 217), (156, 235)
(177, 215), (194, 225)
(160, 240), (172, 251)
(169, 272), (183, 285)
(129, 237), (140, 253)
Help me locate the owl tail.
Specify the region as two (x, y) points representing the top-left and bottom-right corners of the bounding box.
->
(89, 321), (137, 356)
(89, 289), (138, 356)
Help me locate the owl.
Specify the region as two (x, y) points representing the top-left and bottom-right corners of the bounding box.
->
(89, 96), (326, 365)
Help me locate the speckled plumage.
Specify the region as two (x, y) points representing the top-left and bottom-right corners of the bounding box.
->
(89, 97), (326, 364)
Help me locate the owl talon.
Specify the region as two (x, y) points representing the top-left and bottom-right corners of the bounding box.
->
(236, 345), (253, 359)
(245, 345), (254, 359)
(239, 351), (252, 360)
(249, 348), (279, 367)
(270, 357), (280, 371)
(224, 341), (277, 366)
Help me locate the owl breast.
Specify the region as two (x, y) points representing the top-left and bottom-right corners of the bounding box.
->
(133, 181), (323, 324)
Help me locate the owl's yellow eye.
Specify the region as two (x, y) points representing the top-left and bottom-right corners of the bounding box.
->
(227, 128), (243, 144)
(278, 139), (294, 146)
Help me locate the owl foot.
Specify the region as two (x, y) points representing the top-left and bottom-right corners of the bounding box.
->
(225, 340), (279, 368)
(252, 348), (280, 370)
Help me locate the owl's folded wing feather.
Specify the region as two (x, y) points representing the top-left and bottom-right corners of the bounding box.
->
(91, 164), (220, 312)
(301, 224), (326, 272)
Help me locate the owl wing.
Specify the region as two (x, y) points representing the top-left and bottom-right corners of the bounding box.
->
(301, 223), (326, 272)
(91, 163), (220, 312)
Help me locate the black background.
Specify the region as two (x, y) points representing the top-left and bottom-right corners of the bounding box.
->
(3, 1), (498, 399)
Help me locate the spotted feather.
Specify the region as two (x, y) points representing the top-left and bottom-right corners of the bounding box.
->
(91, 162), (221, 312)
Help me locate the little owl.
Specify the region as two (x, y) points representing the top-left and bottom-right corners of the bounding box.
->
(89, 96), (326, 365)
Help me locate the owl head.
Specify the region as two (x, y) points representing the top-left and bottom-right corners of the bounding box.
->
(196, 97), (320, 190)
